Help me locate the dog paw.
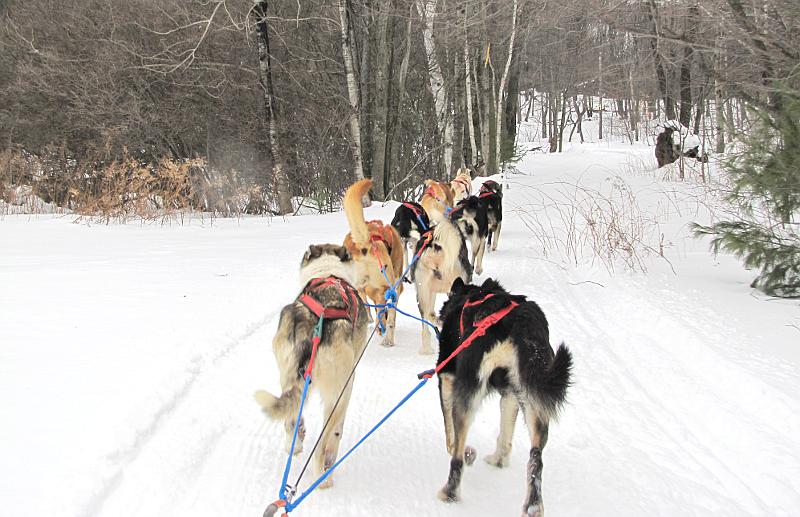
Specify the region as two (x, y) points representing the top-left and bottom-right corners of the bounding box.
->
(437, 487), (459, 503)
(475, 266), (483, 276)
(524, 503), (543, 517)
(484, 452), (509, 468)
(318, 477), (334, 490)
(380, 338), (395, 347)
(464, 446), (476, 466)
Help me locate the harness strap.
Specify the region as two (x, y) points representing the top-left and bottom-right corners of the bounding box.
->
(298, 276), (359, 325)
(402, 201), (429, 231)
(420, 296), (519, 379)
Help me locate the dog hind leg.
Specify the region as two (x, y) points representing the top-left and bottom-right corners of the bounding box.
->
(438, 373), (456, 456)
(474, 237), (487, 276)
(416, 282), (436, 355)
(521, 402), (550, 517)
(491, 221), (502, 251)
(314, 378), (355, 489)
(485, 391), (519, 467)
(437, 391), (478, 503)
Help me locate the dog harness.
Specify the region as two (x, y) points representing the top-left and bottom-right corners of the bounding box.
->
(478, 180), (501, 199)
(296, 276), (360, 381)
(298, 276), (360, 327)
(401, 201), (430, 231)
(367, 220), (395, 255)
(419, 292), (518, 379)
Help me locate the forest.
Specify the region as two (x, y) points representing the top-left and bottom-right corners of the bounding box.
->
(0, 0), (797, 217)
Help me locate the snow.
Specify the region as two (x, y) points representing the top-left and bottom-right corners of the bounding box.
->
(2, 142), (799, 517)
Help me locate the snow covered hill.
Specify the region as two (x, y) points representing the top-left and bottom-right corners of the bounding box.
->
(2, 142), (798, 517)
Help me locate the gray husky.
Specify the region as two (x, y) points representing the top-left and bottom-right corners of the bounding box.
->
(254, 243), (369, 489)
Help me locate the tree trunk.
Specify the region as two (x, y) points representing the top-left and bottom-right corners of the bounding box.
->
(541, 91), (548, 140)
(558, 90), (567, 153)
(502, 29), (520, 163)
(338, 0), (366, 182)
(370, 2), (392, 198)
(464, 10), (477, 167)
(494, 0), (517, 171)
(418, 0), (453, 176)
(679, 3), (699, 127)
(252, 0), (292, 215)
(647, 0), (676, 120)
(598, 54), (604, 140)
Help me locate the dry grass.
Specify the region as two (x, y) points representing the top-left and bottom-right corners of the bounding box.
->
(514, 177), (668, 273)
(0, 148), (267, 222)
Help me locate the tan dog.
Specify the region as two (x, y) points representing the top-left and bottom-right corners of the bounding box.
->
(450, 167), (473, 202)
(343, 179), (404, 347)
(410, 219), (472, 354)
(421, 179), (455, 224)
(255, 243), (369, 489)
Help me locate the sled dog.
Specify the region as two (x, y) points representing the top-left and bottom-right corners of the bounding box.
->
(477, 180), (503, 251)
(421, 179), (455, 224)
(254, 243), (369, 489)
(449, 195), (489, 275)
(390, 200), (431, 273)
(450, 167), (473, 202)
(342, 179), (405, 347)
(435, 277), (572, 516)
(411, 219), (472, 354)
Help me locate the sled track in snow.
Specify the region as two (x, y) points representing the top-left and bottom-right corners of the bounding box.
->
(79, 312), (280, 517)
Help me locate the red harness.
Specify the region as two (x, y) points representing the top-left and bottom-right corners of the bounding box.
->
(367, 220), (394, 253)
(421, 292), (518, 378)
(298, 276), (360, 325)
(479, 181), (501, 199)
(402, 201), (425, 221)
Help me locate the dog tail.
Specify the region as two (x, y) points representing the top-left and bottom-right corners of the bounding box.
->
(344, 179), (372, 244)
(254, 387), (301, 420)
(534, 343), (573, 417)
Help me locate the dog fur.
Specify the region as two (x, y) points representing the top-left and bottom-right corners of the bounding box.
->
(390, 201), (431, 273)
(478, 180), (503, 252)
(450, 167), (473, 203)
(411, 219), (473, 354)
(449, 195), (489, 275)
(434, 277), (572, 516)
(254, 243), (369, 489)
(421, 179), (456, 224)
(342, 179), (404, 347)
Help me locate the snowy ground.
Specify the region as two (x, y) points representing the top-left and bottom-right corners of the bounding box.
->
(2, 141), (799, 517)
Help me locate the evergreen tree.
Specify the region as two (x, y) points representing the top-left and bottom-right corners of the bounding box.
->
(693, 92), (800, 298)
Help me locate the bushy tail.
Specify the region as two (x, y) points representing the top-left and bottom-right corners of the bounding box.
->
(344, 179), (372, 243)
(254, 387), (301, 420)
(535, 343), (573, 417)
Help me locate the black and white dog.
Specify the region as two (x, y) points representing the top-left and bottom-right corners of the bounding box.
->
(435, 277), (572, 516)
(391, 201), (431, 270)
(477, 180), (503, 251)
(449, 196), (489, 275)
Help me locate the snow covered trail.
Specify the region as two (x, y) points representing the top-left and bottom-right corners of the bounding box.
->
(2, 144), (799, 517)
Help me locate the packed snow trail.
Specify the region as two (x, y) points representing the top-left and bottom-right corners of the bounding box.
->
(2, 143), (799, 517)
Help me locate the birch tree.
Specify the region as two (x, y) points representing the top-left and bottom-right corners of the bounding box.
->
(417, 0), (454, 176)
(338, 0), (366, 182)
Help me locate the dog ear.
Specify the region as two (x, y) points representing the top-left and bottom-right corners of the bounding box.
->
(307, 244), (322, 259)
(481, 277), (502, 292)
(450, 277), (466, 294)
(335, 246), (351, 262)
